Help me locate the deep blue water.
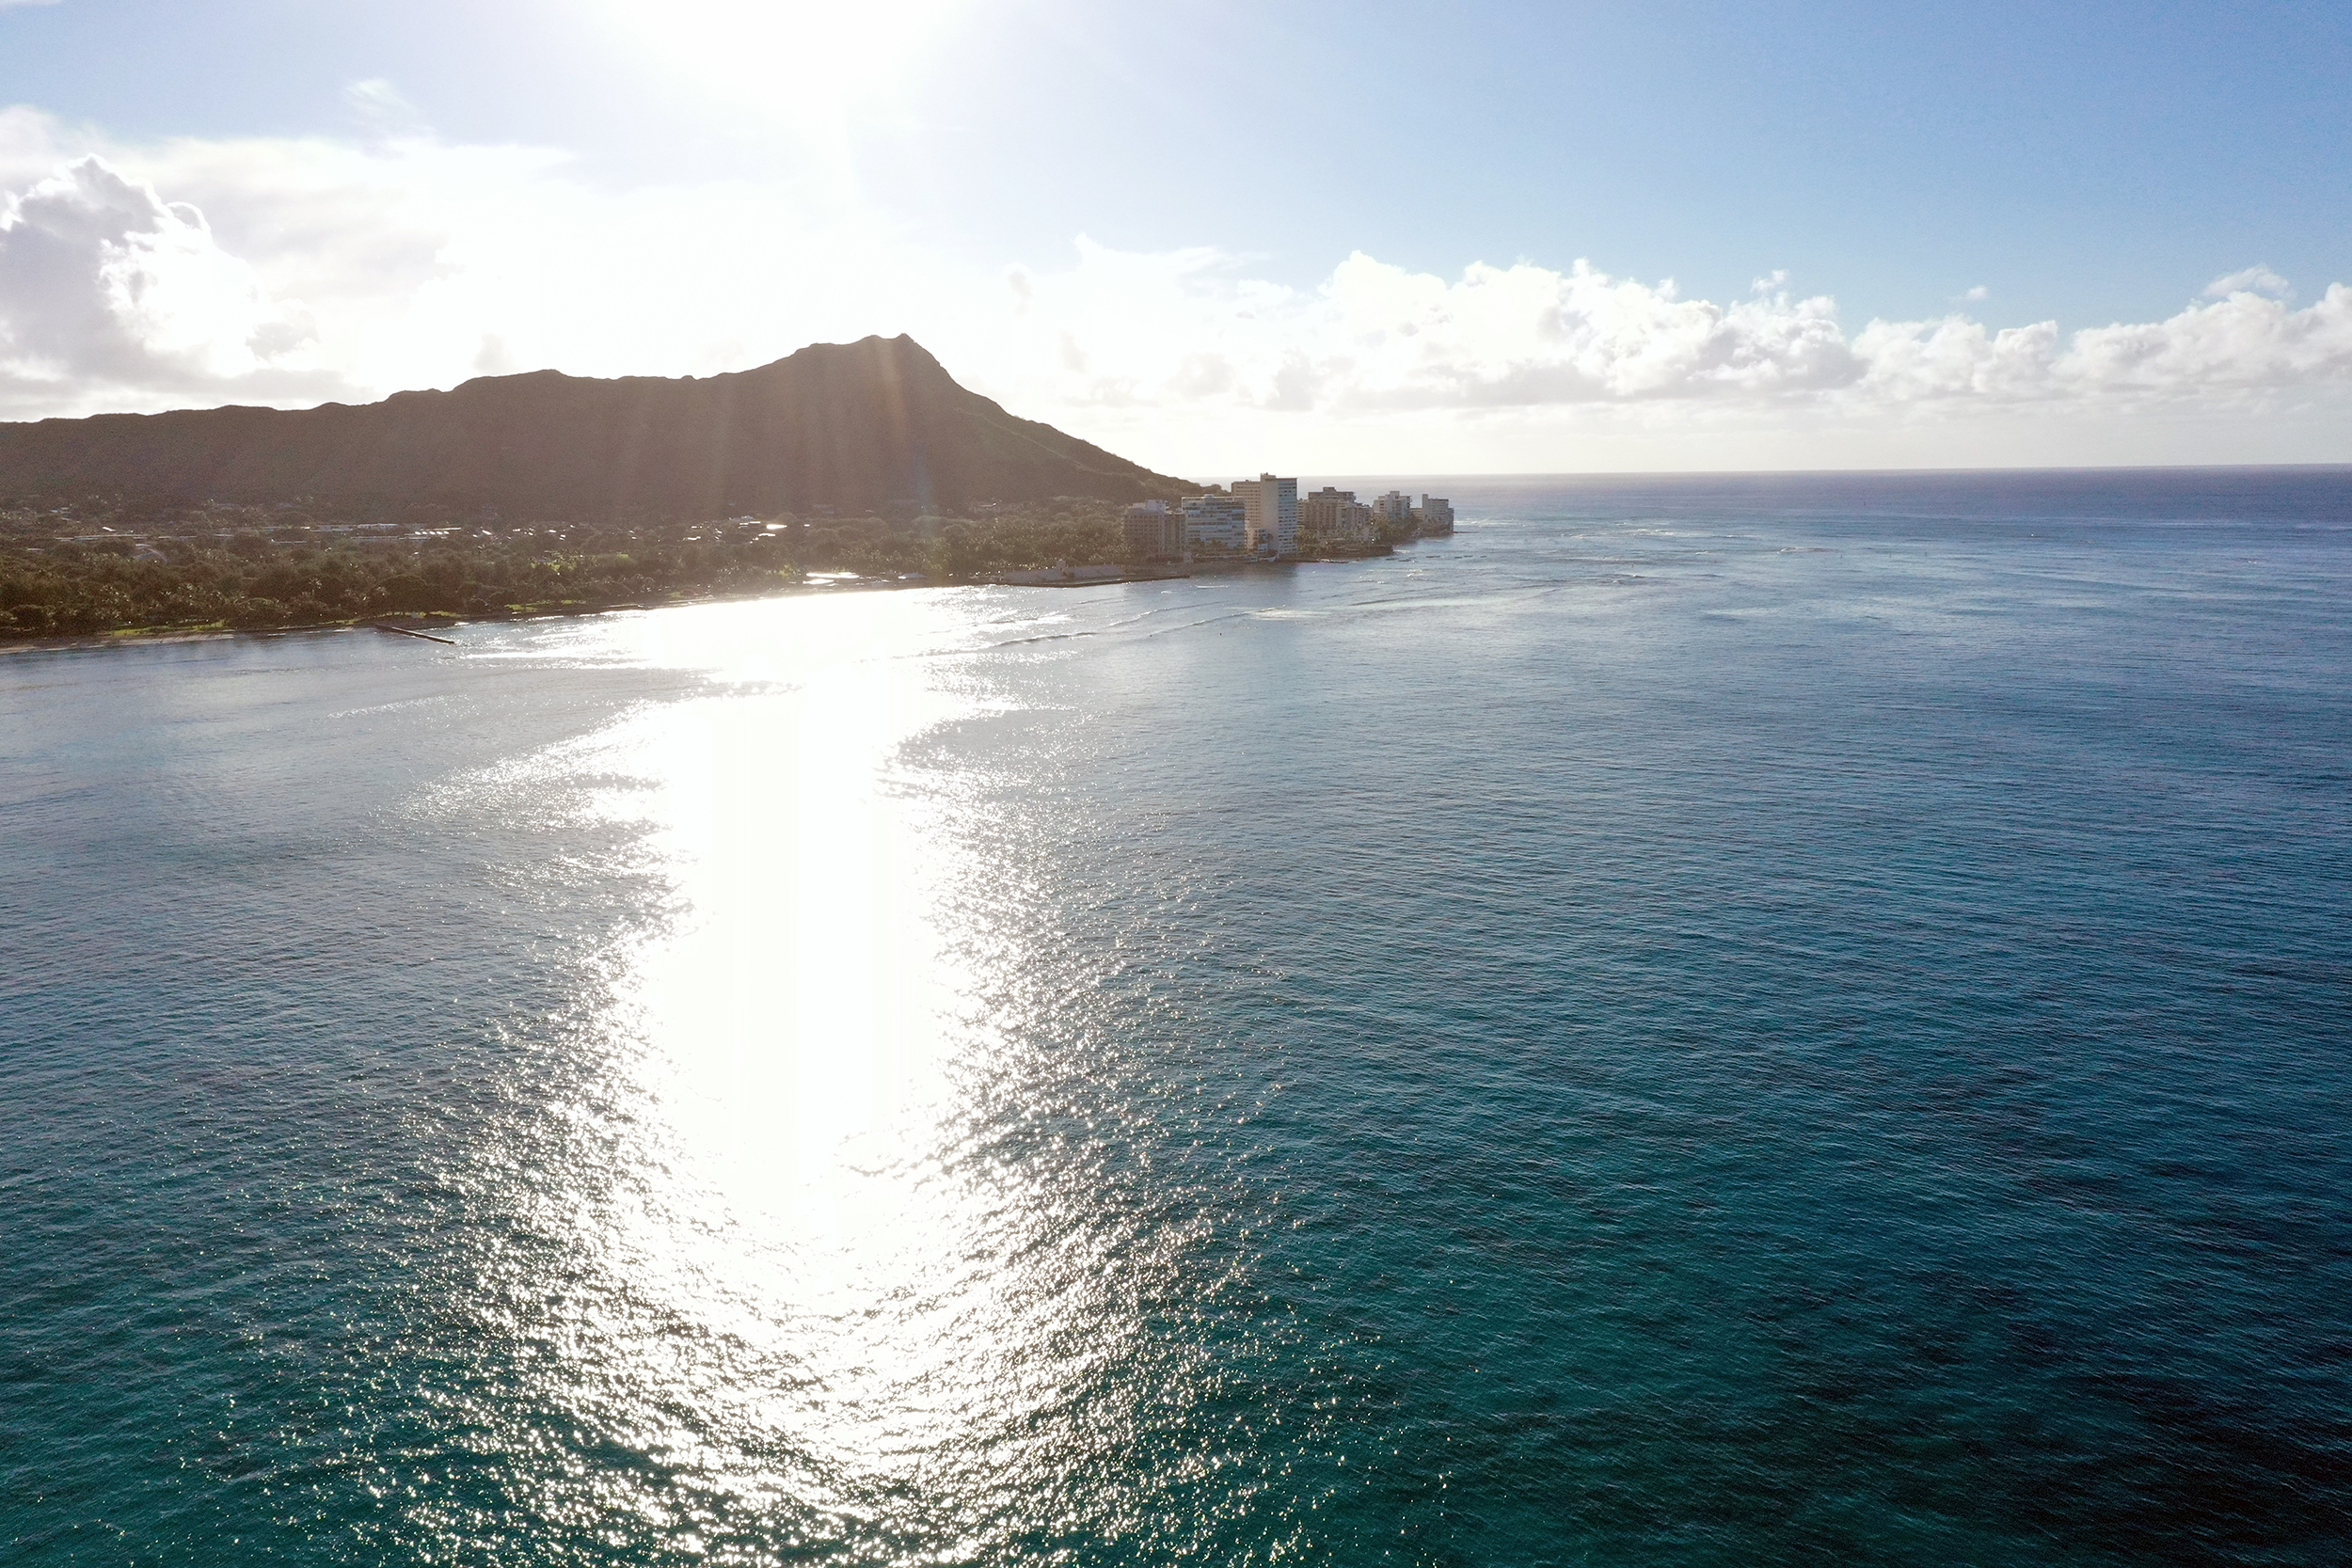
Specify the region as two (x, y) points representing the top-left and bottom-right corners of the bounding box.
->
(5, 469), (2350, 1565)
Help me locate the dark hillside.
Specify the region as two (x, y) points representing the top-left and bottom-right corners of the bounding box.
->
(0, 335), (1185, 516)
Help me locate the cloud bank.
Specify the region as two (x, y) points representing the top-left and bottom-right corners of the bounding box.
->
(991, 245), (2352, 416)
(2, 105), (2348, 469)
(0, 155), (337, 408)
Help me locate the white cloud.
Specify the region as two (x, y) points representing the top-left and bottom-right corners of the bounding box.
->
(963, 247), (1865, 420)
(1830, 282), (2352, 406)
(0, 106), (930, 418)
(2203, 264), (2290, 300)
(0, 155), (340, 413)
(982, 242), (2352, 420)
(2065, 284), (2352, 390)
(0, 106), (2348, 470)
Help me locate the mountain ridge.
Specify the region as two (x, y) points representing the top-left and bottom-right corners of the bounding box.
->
(0, 335), (1189, 515)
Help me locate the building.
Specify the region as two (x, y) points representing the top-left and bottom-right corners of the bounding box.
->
(1232, 473), (1299, 556)
(1373, 490), (1416, 530)
(1411, 495), (1456, 535)
(1122, 499), (1186, 558)
(1181, 493), (1248, 552)
(1299, 485), (1375, 545)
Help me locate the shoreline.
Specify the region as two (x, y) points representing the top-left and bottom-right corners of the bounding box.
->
(0, 578), (923, 657)
(0, 551), (1397, 657)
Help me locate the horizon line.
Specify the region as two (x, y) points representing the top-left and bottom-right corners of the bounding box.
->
(1210, 462), (2352, 484)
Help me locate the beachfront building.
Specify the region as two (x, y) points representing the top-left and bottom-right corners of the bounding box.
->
(1181, 493), (1248, 552)
(1373, 491), (1416, 530)
(1412, 495), (1456, 535)
(1122, 499), (1185, 558)
(1232, 473), (1299, 556)
(1299, 486), (1376, 546)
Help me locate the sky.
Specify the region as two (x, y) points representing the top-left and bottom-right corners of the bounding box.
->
(0, 0), (2347, 475)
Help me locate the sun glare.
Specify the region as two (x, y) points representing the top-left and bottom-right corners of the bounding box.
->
(444, 592), (1124, 1521)
(605, 0), (969, 125)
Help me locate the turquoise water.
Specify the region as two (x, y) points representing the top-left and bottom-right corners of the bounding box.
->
(5, 470), (2349, 1564)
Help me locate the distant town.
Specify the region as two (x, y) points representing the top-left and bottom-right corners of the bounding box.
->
(1120, 478), (1455, 562)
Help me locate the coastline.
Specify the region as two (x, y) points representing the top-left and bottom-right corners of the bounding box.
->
(0, 551), (1399, 656)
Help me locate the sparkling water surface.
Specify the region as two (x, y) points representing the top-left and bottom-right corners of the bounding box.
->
(5, 471), (2349, 1564)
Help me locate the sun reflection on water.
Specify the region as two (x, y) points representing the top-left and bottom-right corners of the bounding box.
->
(449, 593), (1159, 1548)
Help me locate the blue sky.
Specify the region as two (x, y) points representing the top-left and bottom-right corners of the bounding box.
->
(1, 0), (2347, 470)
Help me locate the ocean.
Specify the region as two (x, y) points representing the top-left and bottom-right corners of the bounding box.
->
(4, 469), (2348, 1565)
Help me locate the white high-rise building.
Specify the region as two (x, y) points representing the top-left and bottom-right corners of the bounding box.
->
(1180, 494), (1247, 551)
(1412, 495), (1456, 535)
(1373, 490), (1416, 529)
(1232, 473), (1299, 557)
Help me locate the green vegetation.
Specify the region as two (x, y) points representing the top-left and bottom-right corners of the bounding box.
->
(0, 497), (1136, 639)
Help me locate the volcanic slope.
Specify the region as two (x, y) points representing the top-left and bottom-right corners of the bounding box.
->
(0, 335), (1187, 516)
